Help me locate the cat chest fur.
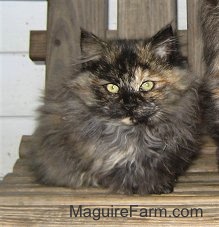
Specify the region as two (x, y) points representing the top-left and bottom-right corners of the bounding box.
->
(68, 115), (197, 191)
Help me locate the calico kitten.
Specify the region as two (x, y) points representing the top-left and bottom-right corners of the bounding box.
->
(30, 25), (201, 194)
(201, 0), (219, 151)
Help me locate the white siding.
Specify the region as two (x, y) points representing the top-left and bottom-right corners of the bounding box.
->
(108, 0), (117, 30)
(0, 1), (47, 52)
(0, 53), (45, 116)
(0, 117), (36, 177)
(177, 0), (187, 30)
(0, 1), (47, 179)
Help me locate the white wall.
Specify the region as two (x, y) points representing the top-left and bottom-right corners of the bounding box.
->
(0, 1), (47, 179)
(0, 0), (187, 180)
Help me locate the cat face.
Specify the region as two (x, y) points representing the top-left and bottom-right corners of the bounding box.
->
(70, 25), (190, 125)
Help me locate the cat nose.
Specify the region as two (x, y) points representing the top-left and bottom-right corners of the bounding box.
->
(123, 96), (138, 109)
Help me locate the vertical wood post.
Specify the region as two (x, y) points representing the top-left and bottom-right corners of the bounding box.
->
(187, 0), (204, 77)
(46, 0), (108, 90)
(118, 0), (177, 39)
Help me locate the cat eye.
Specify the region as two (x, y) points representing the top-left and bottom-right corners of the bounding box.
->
(106, 84), (119, 94)
(140, 81), (154, 92)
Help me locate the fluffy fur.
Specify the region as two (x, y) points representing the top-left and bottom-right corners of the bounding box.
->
(30, 25), (201, 194)
(201, 0), (219, 151)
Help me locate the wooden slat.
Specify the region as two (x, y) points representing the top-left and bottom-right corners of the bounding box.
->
(187, 0), (205, 77)
(188, 153), (218, 173)
(179, 172), (219, 183)
(29, 29), (189, 62)
(29, 31), (47, 61)
(46, 0), (107, 89)
(2, 171), (219, 189)
(12, 159), (32, 176)
(177, 30), (187, 58)
(2, 171), (218, 185)
(0, 205), (218, 226)
(118, 0), (177, 39)
(1, 183), (219, 195)
(19, 135), (32, 159)
(1, 156), (218, 225)
(202, 135), (217, 148)
(1, 192), (219, 206)
(2, 162), (219, 185)
(2, 174), (35, 184)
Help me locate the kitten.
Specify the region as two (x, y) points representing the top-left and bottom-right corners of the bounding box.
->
(30, 25), (201, 195)
(201, 0), (219, 153)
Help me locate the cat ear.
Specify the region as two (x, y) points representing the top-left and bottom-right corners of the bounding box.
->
(150, 24), (177, 61)
(80, 28), (106, 57)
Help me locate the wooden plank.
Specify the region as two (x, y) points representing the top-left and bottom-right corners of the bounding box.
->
(19, 135), (32, 159)
(179, 172), (219, 183)
(118, 0), (177, 39)
(46, 0), (107, 89)
(202, 135), (217, 148)
(2, 174), (35, 184)
(177, 30), (187, 58)
(29, 29), (189, 62)
(0, 205), (218, 226)
(12, 159), (32, 176)
(187, 153), (218, 173)
(1, 171), (218, 187)
(1, 183), (219, 195)
(187, 0), (205, 77)
(1, 192), (219, 206)
(29, 31), (47, 61)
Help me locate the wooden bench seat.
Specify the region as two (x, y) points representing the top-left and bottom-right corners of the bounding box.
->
(0, 136), (218, 225)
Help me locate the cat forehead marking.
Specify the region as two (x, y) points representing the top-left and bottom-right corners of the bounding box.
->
(130, 67), (149, 90)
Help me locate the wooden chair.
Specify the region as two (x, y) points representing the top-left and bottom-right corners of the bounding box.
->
(0, 0), (218, 225)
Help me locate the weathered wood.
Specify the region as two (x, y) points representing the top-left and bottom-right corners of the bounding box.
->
(2, 162), (219, 185)
(29, 29), (188, 63)
(202, 135), (217, 148)
(179, 172), (219, 183)
(177, 30), (187, 58)
(1, 192), (219, 206)
(2, 174), (35, 184)
(1, 183), (219, 196)
(46, 0), (107, 89)
(13, 159), (30, 175)
(187, 0), (205, 77)
(0, 205), (218, 226)
(188, 153), (218, 173)
(29, 31), (47, 61)
(19, 135), (32, 159)
(118, 0), (177, 39)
